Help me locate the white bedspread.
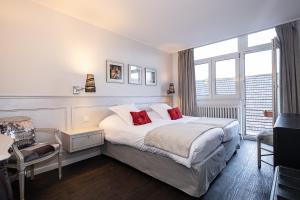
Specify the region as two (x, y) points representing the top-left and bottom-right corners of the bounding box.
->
(173, 116), (240, 142)
(99, 114), (223, 168)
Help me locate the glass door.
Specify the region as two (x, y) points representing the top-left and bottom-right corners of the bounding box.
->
(244, 50), (273, 136)
(242, 42), (279, 137)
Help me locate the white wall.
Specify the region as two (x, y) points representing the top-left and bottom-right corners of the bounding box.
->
(0, 0), (172, 97)
(0, 0), (173, 175)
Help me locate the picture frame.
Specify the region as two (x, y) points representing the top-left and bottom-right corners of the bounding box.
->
(106, 60), (124, 83)
(145, 68), (157, 86)
(128, 65), (142, 85)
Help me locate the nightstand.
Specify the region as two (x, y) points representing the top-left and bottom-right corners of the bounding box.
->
(61, 128), (104, 153)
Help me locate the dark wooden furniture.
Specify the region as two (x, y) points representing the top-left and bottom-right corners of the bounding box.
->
(0, 161), (13, 200)
(273, 114), (300, 169)
(270, 166), (300, 200)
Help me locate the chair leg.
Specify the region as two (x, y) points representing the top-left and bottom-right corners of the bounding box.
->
(257, 140), (261, 169)
(30, 165), (34, 180)
(18, 170), (25, 200)
(58, 153), (62, 180)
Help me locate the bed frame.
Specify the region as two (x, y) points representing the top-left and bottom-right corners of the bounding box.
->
(103, 135), (240, 197)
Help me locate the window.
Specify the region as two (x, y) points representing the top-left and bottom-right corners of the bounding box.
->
(193, 27), (278, 138)
(248, 28), (277, 47)
(195, 63), (209, 96)
(194, 27), (275, 101)
(194, 38), (238, 60)
(215, 59), (236, 95)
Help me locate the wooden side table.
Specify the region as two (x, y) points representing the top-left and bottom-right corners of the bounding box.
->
(0, 134), (14, 200)
(61, 128), (104, 153)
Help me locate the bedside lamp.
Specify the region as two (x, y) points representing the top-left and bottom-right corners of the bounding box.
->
(73, 74), (96, 94)
(167, 83), (175, 94)
(85, 74), (96, 92)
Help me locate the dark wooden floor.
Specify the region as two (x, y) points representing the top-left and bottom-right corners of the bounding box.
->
(12, 140), (274, 200)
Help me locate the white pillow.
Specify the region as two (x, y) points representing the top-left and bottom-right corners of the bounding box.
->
(109, 104), (139, 125)
(99, 114), (128, 130)
(147, 111), (162, 120)
(150, 103), (172, 119)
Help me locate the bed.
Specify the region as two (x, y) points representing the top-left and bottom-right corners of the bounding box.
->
(99, 113), (228, 197)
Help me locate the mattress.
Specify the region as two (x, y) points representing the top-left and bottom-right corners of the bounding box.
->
(176, 116), (240, 142)
(99, 114), (224, 168)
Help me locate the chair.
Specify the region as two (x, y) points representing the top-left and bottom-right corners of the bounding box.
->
(257, 130), (273, 168)
(0, 116), (62, 200)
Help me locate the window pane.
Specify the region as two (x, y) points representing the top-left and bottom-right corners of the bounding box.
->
(195, 64), (209, 96)
(194, 38), (238, 60)
(215, 59), (236, 95)
(248, 28), (277, 47)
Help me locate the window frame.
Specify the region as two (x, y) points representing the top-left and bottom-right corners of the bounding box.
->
(212, 53), (240, 99)
(195, 52), (240, 101)
(194, 38), (238, 60)
(247, 28), (277, 48)
(194, 60), (212, 100)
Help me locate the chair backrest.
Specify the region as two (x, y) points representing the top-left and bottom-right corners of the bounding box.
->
(0, 116), (36, 149)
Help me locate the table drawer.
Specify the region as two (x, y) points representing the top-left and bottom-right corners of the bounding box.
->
(71, 133), (103, 151)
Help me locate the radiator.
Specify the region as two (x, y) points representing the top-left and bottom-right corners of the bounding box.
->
(197, 105), (240, 119)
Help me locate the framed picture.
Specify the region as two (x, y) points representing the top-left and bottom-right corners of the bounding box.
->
(106, 60), (124, 83)
(145, 68), (157, 86)
(128, 65), (142, 85)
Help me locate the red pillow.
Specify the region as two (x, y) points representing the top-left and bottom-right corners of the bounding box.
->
(167, 107), (183, 120)
(130, 110), (152, 125)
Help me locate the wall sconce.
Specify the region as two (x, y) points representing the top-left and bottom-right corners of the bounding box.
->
(167, 83), (175, 94)
(73, 74), (96, 94)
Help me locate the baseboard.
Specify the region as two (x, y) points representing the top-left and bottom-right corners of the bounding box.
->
(33, 150), (101, 175)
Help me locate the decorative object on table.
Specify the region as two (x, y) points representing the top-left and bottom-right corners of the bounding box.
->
(85, 74), (96, 92)
(0, 116), (63, 200)
(0, 134), (14, 200)
(167, 83), (175, 94)
(106, 60), (124, 83)
(145, 68), (157, 86)
(73, 73), (96, 94)
(128, 65), (142, 85)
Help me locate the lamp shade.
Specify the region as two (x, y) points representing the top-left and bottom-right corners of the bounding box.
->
(85, 74), (96, 92)
(167, 83), (175, 94)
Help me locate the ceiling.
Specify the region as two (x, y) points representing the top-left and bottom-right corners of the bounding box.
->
(32, 0), (300, 53)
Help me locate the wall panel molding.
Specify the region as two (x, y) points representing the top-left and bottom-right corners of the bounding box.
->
(0, 95), (171, 174)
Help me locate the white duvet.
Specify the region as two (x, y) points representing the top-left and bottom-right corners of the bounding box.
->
(175, 116), (240, 142)
(149, 113), (239, 143)
(99, 114), (223, 168)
